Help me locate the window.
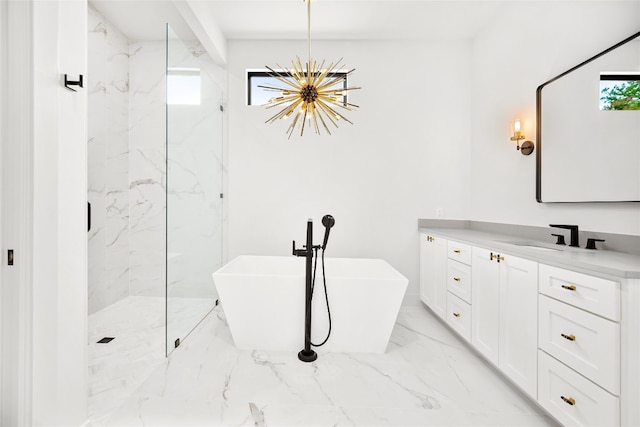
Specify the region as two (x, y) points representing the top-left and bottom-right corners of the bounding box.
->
(599, 73), (640, 111)
(247, 70), (349, 106)
(167, 67), (201, 105)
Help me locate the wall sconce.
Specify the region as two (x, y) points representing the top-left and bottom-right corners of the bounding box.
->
(510, 119), (534, 155)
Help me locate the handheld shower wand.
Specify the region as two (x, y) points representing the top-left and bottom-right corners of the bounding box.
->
(321, 214), (335, 250)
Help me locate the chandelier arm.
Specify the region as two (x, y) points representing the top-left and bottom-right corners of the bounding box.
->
(317, 74), (351, 91)
(311, 60), (328, 86)
(287, 109), (303, 138)
(265, 98), (303, 123)
(316, 99), (354, 124)
(314, 100), (340, 128)
(265, 67), (302, 90)
(317, 96), (358, 111)
(264, 96), (302, 109)
(257, 85), (295, 93)
(312, 62), (336, 88)
(315, 107), (332, 135)
(311, 105), (320, 135)
(300, 107), (308, 136)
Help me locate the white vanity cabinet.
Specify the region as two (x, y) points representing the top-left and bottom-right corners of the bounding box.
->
(537, 264), (621, 426)
(418, 225), (640, 426)
(419, 233), (447, 319)
(471, 246), (538, 398)
(470, 247), (500, 364)
(446, 241), (472, 342)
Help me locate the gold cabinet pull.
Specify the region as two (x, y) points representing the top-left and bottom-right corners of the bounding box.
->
(453, 312), (461, 317)
(560, 396), (576, 406)
(426, 236), (435, 242)
(453, 249), (461, 254)
(490, 252), (504, 262)
(561, 284), (577, 291)
(561, 333), (576, 341)
(453, 277), (461, 282)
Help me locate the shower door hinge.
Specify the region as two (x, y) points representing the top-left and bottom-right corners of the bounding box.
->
(220, 193), (224, 199)
(219, 105), (224, 112)
(8, 249), (14, 266)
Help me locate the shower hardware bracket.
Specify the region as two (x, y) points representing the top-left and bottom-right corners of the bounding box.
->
(64, 74), (84, 92)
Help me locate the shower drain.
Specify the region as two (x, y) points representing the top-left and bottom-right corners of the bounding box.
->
(97, 337), (115, 344)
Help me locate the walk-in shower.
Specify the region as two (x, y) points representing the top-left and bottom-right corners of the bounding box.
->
(86, 5), (223, 419)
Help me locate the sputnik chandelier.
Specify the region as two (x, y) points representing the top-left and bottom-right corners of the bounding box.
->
(260, 0), (361, 138)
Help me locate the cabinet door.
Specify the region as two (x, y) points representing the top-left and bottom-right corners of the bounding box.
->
(499, 254), (538, 398)
(419, 234), (447, 319)
(471, 247), (500, 365)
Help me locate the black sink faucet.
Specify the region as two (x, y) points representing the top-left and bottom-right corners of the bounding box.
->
(550, 224), (580, 247)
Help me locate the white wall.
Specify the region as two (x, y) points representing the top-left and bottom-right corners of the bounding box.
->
(227, 39), (472, 300)
(32, 0), (88, 424)
(470, 1), (640, 235)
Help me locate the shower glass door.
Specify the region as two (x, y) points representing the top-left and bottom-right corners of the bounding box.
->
(165, 25), (223, 356)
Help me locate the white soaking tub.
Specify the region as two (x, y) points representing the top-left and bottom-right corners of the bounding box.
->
(212, 255), (408, 354)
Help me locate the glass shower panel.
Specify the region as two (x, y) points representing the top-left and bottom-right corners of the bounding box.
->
(166, 25), (223, 356)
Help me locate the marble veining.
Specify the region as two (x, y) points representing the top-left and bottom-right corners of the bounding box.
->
(91, 302), (557, 426)
(88, 5), (131, 314)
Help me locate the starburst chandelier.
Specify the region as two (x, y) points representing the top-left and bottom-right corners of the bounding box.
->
(260, 0), (361, 138)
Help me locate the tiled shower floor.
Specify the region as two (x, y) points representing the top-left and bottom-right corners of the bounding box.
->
(88, 295), (214, 425)
(89, 298), (557, 426)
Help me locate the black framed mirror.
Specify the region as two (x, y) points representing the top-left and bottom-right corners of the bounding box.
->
(536, 30), (640, 203)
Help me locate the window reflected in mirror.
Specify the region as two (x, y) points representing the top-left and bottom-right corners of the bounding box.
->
(600, 73), (640, 110)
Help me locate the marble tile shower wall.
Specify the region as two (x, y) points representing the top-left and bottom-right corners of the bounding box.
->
(89, 8), (222, 315)
(88, 6), (131, 314)
(88, 6), (168, 313)
(128, 40), (167, 298)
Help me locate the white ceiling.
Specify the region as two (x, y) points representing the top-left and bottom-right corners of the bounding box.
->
(89, 0), (512, 42)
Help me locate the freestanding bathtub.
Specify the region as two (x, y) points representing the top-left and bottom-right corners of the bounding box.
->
(212, 255), (408, 354)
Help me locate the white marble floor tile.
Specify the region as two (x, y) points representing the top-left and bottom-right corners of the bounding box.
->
(88, 295), (216, 425)
(91, 303), (558, 427)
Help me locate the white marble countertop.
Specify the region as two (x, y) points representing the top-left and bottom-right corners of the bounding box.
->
(419, 226), (640, 279)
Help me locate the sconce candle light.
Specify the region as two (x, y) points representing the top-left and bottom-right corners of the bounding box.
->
(510, 119), (535, 155)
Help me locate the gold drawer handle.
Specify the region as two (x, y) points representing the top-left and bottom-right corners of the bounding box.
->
(453, 312), (461, 318)
(561, 333), (576, 341)
(561, 284), (577, 291)
(560, 396), (576, 406)
(453, 277), (461, 282)
(489, 252), (505, 262)
(453, 249), (461, 254)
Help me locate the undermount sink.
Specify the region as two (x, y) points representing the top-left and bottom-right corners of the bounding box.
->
(496, 240), (562, 252)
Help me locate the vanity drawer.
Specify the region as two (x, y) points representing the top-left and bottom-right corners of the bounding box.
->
(539, 295), (620, 395)
(447, 260), (471, 303)
(447, 241), (472, 265)
(446, 292), (471, 342)
(539, 264), (620, 321)
(538, 350), (619, 427)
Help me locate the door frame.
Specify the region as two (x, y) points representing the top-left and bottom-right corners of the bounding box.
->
(1, 1), (34, 425)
